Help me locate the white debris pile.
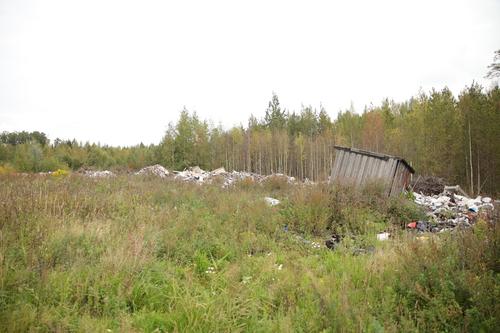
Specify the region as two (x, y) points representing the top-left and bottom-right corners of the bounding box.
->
(174, 166), (210, 183)
(220, 170), (264, 187)
(135, 164), (169, 178)
(264, 197), (280, 206)
(411, 190), (494, 232)
(173, 166), (282, 187)
(83, 170), (115, 178)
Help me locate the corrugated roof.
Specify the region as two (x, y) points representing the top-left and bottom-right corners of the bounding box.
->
(334, 146), (415, 174)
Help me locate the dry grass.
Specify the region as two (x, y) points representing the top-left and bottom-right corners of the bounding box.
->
(0, 175), (498, 332)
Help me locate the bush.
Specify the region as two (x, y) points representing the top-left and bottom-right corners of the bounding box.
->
(280, 185), (331, 235)
(51, 169), (70, 178)
(0, 164), (16, 175)
(260, 174), (292, 191)
(392, 222), (500, 331)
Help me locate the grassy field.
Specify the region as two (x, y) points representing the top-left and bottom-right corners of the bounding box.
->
(0, 175), (498, 332)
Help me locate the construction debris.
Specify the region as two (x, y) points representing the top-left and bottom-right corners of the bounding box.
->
(83, 170), (115, 178)
(135, 164), (169, 178)
(173, 166), (296, 187)
(376, 232), (390, 241)
(325, 234), (342, 250)
(174, 166), (211, 183)
(79, 164), (298, 187)
(264, 197), (280, 206)
(412, 189), (495, 233)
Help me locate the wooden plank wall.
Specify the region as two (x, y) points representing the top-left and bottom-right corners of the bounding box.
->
(330, 149), (412, 196)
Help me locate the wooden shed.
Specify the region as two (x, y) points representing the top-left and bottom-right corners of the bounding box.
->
(330, 146), (415, 196)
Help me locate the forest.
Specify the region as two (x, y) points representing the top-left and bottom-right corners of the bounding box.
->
(1, 83), (499, 195)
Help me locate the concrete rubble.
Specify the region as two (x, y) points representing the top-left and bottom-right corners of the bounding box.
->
(173, 166), (297, 187)
(78, 164), (298, 186)
(135, 164), (169, 178)
(411, 189), (495, 233)
(83, 170), (115, 178)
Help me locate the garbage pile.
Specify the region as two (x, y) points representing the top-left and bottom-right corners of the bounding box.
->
(135, 164), (169, 178)
(411, 190), (494, 232)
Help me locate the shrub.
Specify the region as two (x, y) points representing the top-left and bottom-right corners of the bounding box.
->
(0, 164), (16, 175)
(51, 169), (70, 178)
(260, 174), (291, 191)
(280, 185), (331, 235)
(392, 222), (500, 331)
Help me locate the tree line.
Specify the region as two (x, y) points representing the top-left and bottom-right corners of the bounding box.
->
(1, 83), (499, 195)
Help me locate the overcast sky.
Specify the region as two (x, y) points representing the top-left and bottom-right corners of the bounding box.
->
(1, 0), (499, 146)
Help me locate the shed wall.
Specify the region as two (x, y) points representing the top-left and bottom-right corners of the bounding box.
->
(330, 148), (413, 196)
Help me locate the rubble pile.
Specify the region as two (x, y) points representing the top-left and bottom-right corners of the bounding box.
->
(411, 190), (494, 232)
(83, 170), (115, 178)
(173, 166), (296, 187)
(77, 164), (299, 186)
(173, 166), (211, 183)
(135, 164), (169, 178)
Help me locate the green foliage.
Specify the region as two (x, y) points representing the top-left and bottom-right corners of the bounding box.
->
(51, 169), (70, 178)
(392, 222), (500, 331)
(0, 176), (498, 331)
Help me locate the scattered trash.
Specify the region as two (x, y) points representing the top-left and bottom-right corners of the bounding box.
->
(468, 206), (479, 213)
(294, 234), (322, 249)
(275, 264), (283, 270)
(482, 197), (492, 204)
(407, 221), (417, 229)
(242, 276), (252, 284)
(352, 245), (375, 255)
(412, 189), (495, 233)
(264, 197), (280, 206)
(310, 241), (322, 249)
(407, 221), (428, 232)
(376, 232), (390, 241)
(135, 164), (169, 178)
(325, 234), (342, 250)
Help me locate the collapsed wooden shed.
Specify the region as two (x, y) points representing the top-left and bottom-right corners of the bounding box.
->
(330, 146), (415, 196)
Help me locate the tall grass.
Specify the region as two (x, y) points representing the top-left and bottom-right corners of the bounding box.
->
(0, 175), (498, 332)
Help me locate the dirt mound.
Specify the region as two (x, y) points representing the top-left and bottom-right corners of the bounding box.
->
(412, 175), (445, 195)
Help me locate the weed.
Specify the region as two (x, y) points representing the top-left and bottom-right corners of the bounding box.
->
(0, 175), (497, 331)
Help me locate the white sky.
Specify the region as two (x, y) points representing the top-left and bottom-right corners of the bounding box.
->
(1, 0), (499, 146)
